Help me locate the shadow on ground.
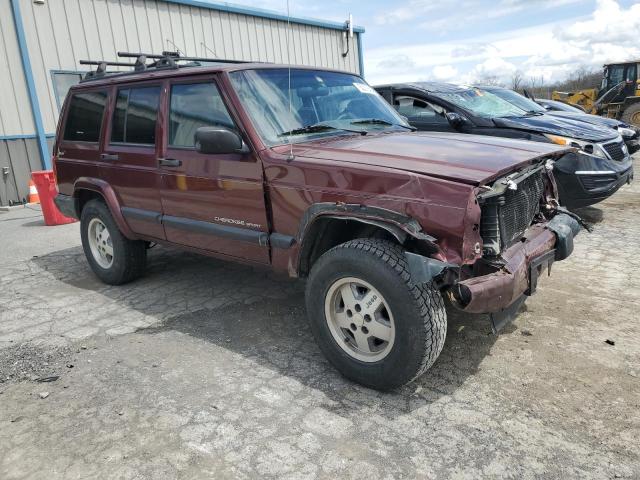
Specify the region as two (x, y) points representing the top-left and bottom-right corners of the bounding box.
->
(33, 244), (501, 416)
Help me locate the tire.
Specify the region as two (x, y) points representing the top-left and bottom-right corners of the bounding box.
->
(305, 239), (447, 390)
(622, 103), (640, 127)
(80, 199), (146, 285)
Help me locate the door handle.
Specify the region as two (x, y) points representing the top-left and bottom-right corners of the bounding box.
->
(100, 153), (119, 161)
(158, 158), (182, 167)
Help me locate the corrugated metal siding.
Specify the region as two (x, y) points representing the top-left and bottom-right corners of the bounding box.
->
(0, 1), (35, 137)
(18, 0), (361, 134)
(0, 137), (53, 206)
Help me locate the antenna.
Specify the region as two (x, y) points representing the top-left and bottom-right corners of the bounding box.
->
(166, 39), (184, 56)
(349, 13), (353, 38)
(285, 0), (294, 162)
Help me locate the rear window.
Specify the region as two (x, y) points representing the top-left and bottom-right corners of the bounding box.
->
(63, 91), (107, 142)
(111, 86), (161, 145)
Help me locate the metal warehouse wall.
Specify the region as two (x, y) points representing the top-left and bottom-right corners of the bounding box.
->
(17, 0), (363, 136)
(0, 0), (363, 206)
(0, 2), (35, 137)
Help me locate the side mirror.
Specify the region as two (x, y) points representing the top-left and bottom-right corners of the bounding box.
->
(445, 112), (468, 129)
(195, 126), (248, 154)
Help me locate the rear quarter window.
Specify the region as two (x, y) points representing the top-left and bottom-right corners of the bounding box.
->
(63, 91), (107, 142)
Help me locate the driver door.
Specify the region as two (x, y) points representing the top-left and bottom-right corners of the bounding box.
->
(158, 76), (269, 263)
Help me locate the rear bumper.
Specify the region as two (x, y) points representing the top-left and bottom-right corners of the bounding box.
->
(53, 194), (79, 220)
(452, 213), (580, 315)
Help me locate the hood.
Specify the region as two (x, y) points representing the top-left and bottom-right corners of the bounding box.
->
(546, 110), (622, 129)
(493, 113), (618, 142)
(272, 132), (571, 185)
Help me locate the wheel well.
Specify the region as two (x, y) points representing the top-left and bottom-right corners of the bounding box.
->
(75, 189), (104, 216)
(297, 217), (436, 277)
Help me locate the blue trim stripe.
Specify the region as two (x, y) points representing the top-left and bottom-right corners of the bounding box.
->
(10, 0), (50, 169)
(357, 33), (364, 78)
(0, 133), (55, 141)
(167, 0), (365, 33)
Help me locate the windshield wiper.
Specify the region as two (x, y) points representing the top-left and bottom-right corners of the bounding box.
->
(277, 123), (363, 137)
(350, 118), (416, 131)
(523, 110), (544, 116)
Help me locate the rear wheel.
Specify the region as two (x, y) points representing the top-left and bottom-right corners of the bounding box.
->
(306, 239), (447, 390)
(622, 103), (640, 127)
(80, 199), (146, 285)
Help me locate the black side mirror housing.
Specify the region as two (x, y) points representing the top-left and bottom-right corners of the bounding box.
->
(445, 112), (468, 129)
(195, 126), (248, 154)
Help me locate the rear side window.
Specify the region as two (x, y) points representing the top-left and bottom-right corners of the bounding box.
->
(63, 91), (107, 142)
(111, 86), (161, 145)
(169, 82), (236, 148)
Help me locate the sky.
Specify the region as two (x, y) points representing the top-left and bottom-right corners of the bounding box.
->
(212, 0), (640, 85)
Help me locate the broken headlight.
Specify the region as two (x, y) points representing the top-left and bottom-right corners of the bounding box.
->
(543, 133), (607, 159)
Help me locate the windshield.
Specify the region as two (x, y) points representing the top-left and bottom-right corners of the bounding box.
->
(229, 69), (409, 146)
(437, 87), (527, 119)
(485, 89), (546, 114)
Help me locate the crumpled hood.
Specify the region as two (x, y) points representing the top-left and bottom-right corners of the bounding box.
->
(272, 131), (571, 185)
(493, 113), (618, 142)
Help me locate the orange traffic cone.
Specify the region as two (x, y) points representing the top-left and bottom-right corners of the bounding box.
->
(28, 179), (39, 204)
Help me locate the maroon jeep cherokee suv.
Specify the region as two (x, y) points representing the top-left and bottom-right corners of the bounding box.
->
(53, 60), (581, 390)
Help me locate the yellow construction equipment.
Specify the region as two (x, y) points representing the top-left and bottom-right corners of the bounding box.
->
(552, 60), (640, 126)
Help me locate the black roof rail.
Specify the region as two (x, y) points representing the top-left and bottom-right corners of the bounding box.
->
(79, 51), (259, 82)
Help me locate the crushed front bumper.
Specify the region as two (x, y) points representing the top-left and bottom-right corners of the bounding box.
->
(452, 213), (580, 324)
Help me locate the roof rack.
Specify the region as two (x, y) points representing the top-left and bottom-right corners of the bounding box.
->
(79, 51), (256, 82)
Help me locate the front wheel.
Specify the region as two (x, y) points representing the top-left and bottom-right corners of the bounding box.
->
(622, 103), (640, 127)
(80, 199), (146, 285)
(305, 239), (447, 390)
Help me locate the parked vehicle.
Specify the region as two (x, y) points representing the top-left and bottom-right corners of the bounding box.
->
(551, 60), (640, 126)
(54, 53), (582, 390)
(375, 82), (634, 208)
(534, 98), (586, 113)
(482, 87), (640, 154)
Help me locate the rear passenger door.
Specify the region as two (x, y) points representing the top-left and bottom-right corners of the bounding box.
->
(101, 83), (165, 240)
(158, 76), (269, 264)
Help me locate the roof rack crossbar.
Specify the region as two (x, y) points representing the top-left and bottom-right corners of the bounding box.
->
(118, 51), (251, 64)
(79, 51), (266, 83)
(79, 60), (137, 67)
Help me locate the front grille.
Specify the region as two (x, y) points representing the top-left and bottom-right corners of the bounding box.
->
(602, 141), (626, 161)
(480, 170), (545, 255)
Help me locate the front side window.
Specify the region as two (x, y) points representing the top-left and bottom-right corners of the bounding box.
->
(607, 65), (625, 90)
(63, 91), (107, 142)
(111, 86), (161, 145)
(229, 69), (409, 146)
(169, 82), (236, 148)
(394, 96), (443, 120)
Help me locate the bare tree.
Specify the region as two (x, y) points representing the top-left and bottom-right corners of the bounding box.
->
(511, 70), (524, 91)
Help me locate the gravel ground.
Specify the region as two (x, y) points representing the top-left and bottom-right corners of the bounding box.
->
(0, 158), (639, 479)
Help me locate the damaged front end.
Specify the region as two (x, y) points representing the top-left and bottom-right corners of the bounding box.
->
(445, 159), (584, 332)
